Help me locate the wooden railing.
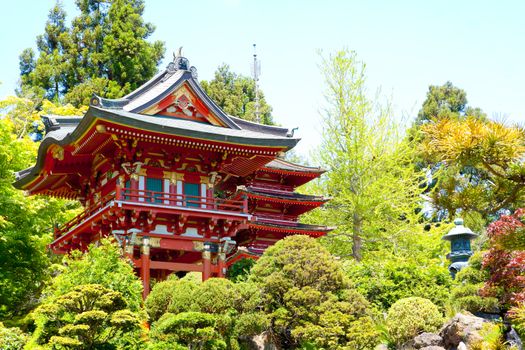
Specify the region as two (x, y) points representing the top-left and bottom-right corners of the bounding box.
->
(119, 188), (248, 213)
(254, 213), (298, 226)
(53, 189), (248, 240)
(53, 193), (115, 239)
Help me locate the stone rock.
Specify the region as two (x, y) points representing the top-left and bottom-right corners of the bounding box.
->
(440, 313), (485, 348)
(245, 332), (278, 350)
(413, 333), (443, 348)
(505, 326), (523, 350)
(457, 341), (467, 350)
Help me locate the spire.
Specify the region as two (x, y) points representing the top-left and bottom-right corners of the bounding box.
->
(251, 44), (261, 123)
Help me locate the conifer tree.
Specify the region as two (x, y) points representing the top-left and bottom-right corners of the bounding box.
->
(19, 0), (165, 106)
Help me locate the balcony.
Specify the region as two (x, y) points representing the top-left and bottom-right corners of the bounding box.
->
(52, 187), (249, 243)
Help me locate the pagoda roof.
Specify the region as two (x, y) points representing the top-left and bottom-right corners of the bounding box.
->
(235, 186), (329, 205)
(250, 221), (332, 236)
(14, 54), (302, 190)
(262, 158), (326, 175)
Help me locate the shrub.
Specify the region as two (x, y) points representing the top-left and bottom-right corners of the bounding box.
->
(150, 312), (227, 350)
(45, 238), (143, 312)
(346, 254), (452, 311)
(450, 252), (499, 314)
(0, 322), (28, 350)
(250, 235), (379, 349)
(386, 297), (444, 347)
(30, 284), (143, 349)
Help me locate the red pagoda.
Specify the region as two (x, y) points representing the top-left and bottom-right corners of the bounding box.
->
(14, 53), (331, 297)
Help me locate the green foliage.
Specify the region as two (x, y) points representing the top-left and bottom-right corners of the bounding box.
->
(314, 49), (425, 261)
(450, 251), (499, 314)
(150, 312), (227, 350)
(346, 254), (452, 311)
(146, 276), (266, 349)
(0, 105), (80, 320)
(201, 64), (274, 125)
(30, 284), (143, 349)
(0, 322), (29, 349)
(44, 238), (143, 312)
(250, 235), (379, 349)
(226, 258), (255, 282)
(386, 297), (443, 347)
(469, 322), (507, 350)
(422, 117), (525, 222)
(20, 0), (165, 105)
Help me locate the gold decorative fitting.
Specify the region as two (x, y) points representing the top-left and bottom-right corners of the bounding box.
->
(193, 241), (204, 251)
(52, 146), (65, 161)
(95, 124), (107, 133)
(149, 237), (161, 248)
(200, 176), (210, 184)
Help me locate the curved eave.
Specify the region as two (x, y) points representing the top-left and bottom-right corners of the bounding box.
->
(250, 222), (332, 237)
(238, 190), (329, 205)
(91, 107), (300, 148)
(259, 167), (325, 177)
(262, 159), (326, 175)
(14, 107), (300, 190)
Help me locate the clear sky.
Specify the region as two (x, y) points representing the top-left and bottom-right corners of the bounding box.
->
(1, 0), (524, 159)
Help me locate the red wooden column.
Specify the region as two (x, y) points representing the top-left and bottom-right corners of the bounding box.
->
(141, 236), (151, 298)
(202, 243), (212, 281)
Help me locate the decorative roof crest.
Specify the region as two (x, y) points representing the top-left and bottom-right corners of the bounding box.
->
(164, 46), (198, 81)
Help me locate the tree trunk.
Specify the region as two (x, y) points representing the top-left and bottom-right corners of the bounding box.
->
(352, 212), (363, 261)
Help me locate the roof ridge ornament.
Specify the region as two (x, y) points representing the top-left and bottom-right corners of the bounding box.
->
(163, 46), (198, 81)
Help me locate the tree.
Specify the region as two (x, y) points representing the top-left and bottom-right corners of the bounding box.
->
(249, 235), (379, 349)
(20, 0), (165, 106)
(30, 284), (143, 349)
(44, 238), (143, 313)
(416, 81), (486, 125)
(481, 209), (525, 310)
(421, 117), (525, 223)
(0, 102), (80, 320)
(314, 49), (425, 261)
(201, 64), (274, 125)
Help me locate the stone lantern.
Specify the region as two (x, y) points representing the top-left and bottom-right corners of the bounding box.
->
(442, 218), (478, 278)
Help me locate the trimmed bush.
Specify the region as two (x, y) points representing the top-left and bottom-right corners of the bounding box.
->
(386, 297), (443, 347)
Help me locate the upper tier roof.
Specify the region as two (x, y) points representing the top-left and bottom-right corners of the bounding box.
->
(14, 53), (302, 190)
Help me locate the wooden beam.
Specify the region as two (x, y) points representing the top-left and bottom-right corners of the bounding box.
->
(149, 260), (203, 272)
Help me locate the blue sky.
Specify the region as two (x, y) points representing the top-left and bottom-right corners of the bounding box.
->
(1, 0), (524, 158)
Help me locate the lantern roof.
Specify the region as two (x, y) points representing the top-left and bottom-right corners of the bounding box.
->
(442, 218), (478, 241)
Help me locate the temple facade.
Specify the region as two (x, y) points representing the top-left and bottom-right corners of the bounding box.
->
(14, 54), (331, 297)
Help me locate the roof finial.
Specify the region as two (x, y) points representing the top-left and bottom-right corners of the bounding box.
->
(175, 46), (184, 58)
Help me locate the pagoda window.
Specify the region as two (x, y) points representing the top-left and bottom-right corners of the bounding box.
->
(146, 177), (164, 203)
(183, 182), (200, 207)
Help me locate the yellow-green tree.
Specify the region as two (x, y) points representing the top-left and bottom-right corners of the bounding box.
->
(421, 117), (525, 223)
(314, 49), (425, 261)
(0, 97), (82, 320)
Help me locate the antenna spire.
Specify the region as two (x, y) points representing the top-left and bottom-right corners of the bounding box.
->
(251, 44), (261, 123)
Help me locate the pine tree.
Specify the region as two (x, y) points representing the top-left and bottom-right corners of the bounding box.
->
(19, 0), (165, 106)
(201, 64), (274, 125)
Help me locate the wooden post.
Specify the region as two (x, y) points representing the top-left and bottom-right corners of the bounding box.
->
(202, 244), (212, 281)
(242, 194), (248, 213)
(141, 236), (151, 299)
(115, 176), (122, 200)
(218, 250), (227, 278)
